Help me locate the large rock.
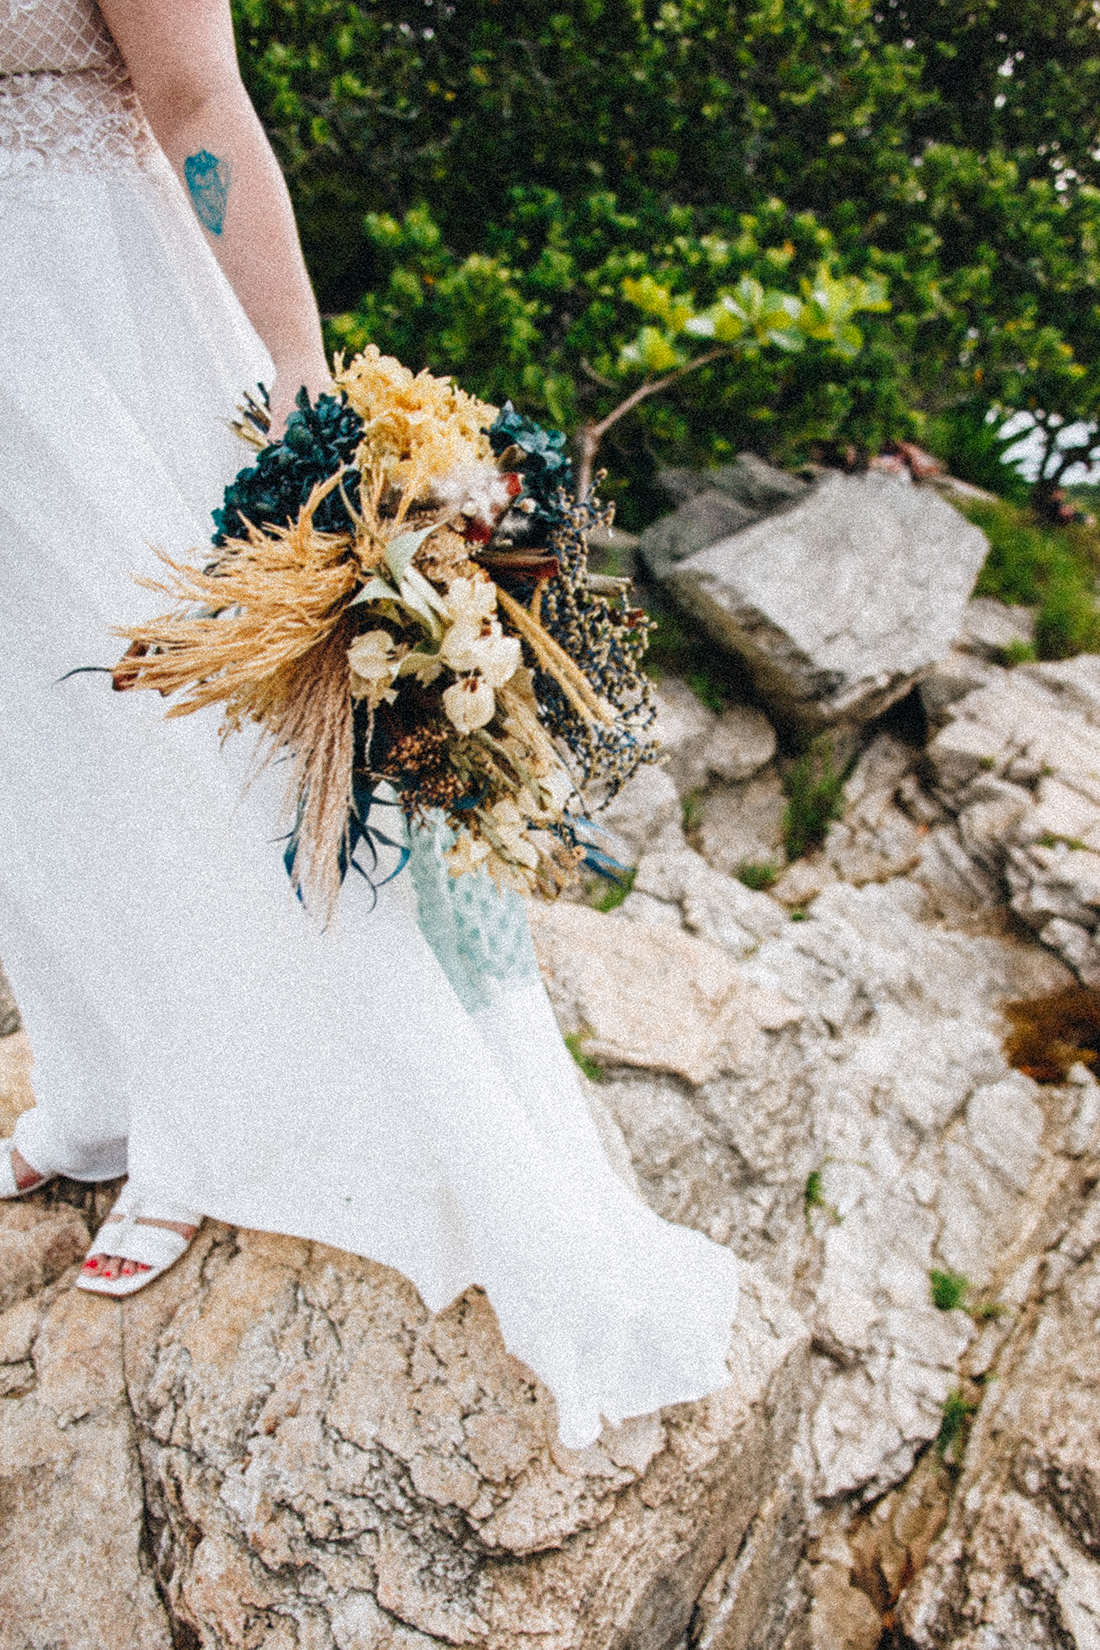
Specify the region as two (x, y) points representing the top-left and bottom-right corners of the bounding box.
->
(0, 1193), (809, 1650)
(640, 470), (989, 731)
(529, 900), (799, 1084)
(0, 1218), (173, 1650)
(642, 457), (811, 581)
(923, 654), (1100, 981)
(124, 1226), (806, 1650)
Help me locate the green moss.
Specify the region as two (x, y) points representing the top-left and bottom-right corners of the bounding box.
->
(737, 859), (780, 891)
(790, 907), (808, 922)
(589, 867), (637, 912)
(964, 498), (1100, 661)
(1003, 638), (1039, 666)
(937, 1388), (979, 1463)
(930, 1268), (970, 1311)
(804, 1165), (839, 1226)
(681, 789), (705, 834)
(805, 1168), (827, 1211)
(782, 736), (846, 862)
(685, 669), (729, 714)
(1037, 831), (1088, 852)
(564, 1031), (604, 1082)
(643, 603), (743, 712)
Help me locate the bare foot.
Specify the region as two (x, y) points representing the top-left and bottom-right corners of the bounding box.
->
(10, 1147), (45, 1193)
(82, 1214), (199, 1281)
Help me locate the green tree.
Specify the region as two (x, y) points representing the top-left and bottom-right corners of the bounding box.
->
(232, 0), (1100, 505)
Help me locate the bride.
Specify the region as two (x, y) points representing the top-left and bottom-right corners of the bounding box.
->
(0, 0), (739, 1450)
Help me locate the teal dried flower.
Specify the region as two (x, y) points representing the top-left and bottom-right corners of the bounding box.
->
(213, 388), (364, 546)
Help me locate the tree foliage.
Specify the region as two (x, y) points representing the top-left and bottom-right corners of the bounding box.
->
(232, 0), (1100, 514)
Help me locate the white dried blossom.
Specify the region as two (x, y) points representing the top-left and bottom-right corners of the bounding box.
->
(348, 630), (402, 704)
(443, 674), (496, 733)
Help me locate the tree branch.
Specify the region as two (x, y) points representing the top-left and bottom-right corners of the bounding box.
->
(573, 347), (729, 499)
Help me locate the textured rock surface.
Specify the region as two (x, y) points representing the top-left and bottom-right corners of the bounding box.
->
(0, 1203), (809, 1650)
(923, 651), (1100, 980)
(11, 619), (1100, 1645)
(957, 595), (1036, 662)
(529, 901), (799, 1085)
(650, 682), (777, 796)
(641, 471), (989, 730)
(899, 1181), (1100, 1648)
(640, 458), (811, 583)
(607, 867), (1084, 1510)
(0, 1221), (174, 1650)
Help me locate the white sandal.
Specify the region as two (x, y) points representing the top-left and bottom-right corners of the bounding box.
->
(77, 1194), (202, 1298)
(0, 1137), (56, 1200)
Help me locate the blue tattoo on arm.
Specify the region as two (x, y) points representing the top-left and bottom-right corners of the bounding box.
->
(184, 149), (231, 236)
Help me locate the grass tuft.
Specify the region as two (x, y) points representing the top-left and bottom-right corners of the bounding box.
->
(1037, 831), (1088, 852)
(590, 867), (637, 912)
(937, 1388), (979, 1463)
(782, 736), (846, 862)
(644, 605), (735, 711)
(686, 669), (728, 713)
(681, 789), (704, 835)
(564, 1030), (604, 1082)
(805, 1168), (827, 1210)
(930, 1268), (970, 1312)
(965, 498), (1100, 661)
(804, 1165), (839, 1226)
(737, 858), (780, 891)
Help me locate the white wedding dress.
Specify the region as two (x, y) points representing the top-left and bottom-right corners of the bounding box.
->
(0, 0), (739, 1448)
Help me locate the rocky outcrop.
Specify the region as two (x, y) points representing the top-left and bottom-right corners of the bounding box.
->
(650, 679), (777, 796)
(638, 458), (811, 583)
(590, 871), (1087, 1512)
(0, 1204), (172, 1650)
(923, 651), (1100, 982)
(639, 466), (989, 732)
(11, 622), (1100, 1647)
(0, 1200), (808, 1650)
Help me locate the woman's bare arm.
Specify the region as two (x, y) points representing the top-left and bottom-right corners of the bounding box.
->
(98, 0), (329, 433)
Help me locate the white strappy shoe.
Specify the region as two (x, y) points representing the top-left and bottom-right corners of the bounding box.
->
(0, 1137), (56, 1200)
(76, 1193), (202, 1298)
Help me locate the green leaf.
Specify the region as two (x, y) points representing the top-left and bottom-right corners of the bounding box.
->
(400, 564), (450, 615)
(350, 574), (400, 607)
(384, 523), (439, 582)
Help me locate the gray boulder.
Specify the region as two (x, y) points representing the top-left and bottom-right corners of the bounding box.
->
(643, 456), (811, 581)
(640, 468), (989, 731)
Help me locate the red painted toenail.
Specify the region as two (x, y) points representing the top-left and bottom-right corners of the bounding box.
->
(83, 1259), (100, 1270)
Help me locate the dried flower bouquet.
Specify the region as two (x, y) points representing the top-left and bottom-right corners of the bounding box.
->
(113, 347), (657, 917)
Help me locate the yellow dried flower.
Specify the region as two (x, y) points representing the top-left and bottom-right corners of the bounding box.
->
(335, 345), (498, 508)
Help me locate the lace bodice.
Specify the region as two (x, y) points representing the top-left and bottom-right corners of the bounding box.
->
(0, 0), (158, 180)
(0, 0), (115, 71)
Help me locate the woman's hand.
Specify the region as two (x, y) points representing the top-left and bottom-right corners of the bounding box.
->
(268, 354), (334, 440)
